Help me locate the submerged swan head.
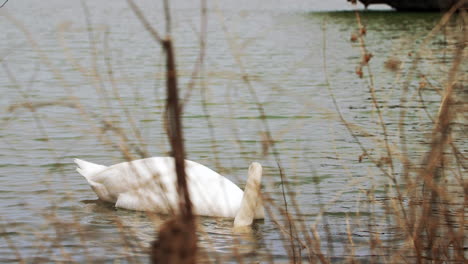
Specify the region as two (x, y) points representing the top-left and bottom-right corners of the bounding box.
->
(234, 162), (264, 228)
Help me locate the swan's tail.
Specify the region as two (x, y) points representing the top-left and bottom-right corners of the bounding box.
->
(74, 158), (107, 179)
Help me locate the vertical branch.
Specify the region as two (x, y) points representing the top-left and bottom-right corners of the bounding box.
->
(159, 0), (193, 226)
(163, 37), (193, 221)
(126, 0), (196, 262)
(157, 31), (196, 264)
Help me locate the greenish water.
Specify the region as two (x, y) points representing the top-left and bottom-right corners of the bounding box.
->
(1, 0), (465, 262)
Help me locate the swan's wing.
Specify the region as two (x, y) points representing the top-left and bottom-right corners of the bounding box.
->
(115, 189), (176, 213)
(88, 160), (168, 193)
(185, 160), (244, 218)
(87, 181), (114, 202)
(79, 157), (178, 208)
(75, 159), (115, 202)
(115, 192), (151, 211)
(78, 162), (142, 202)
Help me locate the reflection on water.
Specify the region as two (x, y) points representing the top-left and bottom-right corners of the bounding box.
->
(0, 0), (465, 262)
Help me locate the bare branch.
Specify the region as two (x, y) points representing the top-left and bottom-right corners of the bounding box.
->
(126, 0), (163, 43)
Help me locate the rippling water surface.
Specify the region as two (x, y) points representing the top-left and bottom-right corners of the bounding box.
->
(1, 0), (465, 262)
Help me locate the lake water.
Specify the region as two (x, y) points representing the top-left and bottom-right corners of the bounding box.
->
(1, 0), (465, 262)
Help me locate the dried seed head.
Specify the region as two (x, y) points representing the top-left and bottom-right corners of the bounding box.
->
(419, 81), (427, 89)
(384, 57), (401, 72)
(362, 53), (373, 65)
(355, 66), (363, 78)
(360, 27), (367, 36)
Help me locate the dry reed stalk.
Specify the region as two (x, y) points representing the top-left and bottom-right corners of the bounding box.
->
(212, 5), (307, 261)
(353, 9), (395, 177)
(412, 11), (465, 262)
(0, 218), (25, 264)
(4, 13), (148, 163)
(2, 59), (101, 263)
(1, 1), (466, 263)
(322, 3), (467, 263)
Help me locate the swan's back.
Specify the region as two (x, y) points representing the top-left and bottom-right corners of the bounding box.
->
(76, 157), (245, 218)
(184, 159), (244, 217)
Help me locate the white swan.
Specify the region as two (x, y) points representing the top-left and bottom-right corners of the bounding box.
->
(74, 157), (264, 227)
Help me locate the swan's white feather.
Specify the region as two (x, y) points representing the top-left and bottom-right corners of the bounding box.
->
(75, 158), (107, 180)
(75, 157), (264, 220)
